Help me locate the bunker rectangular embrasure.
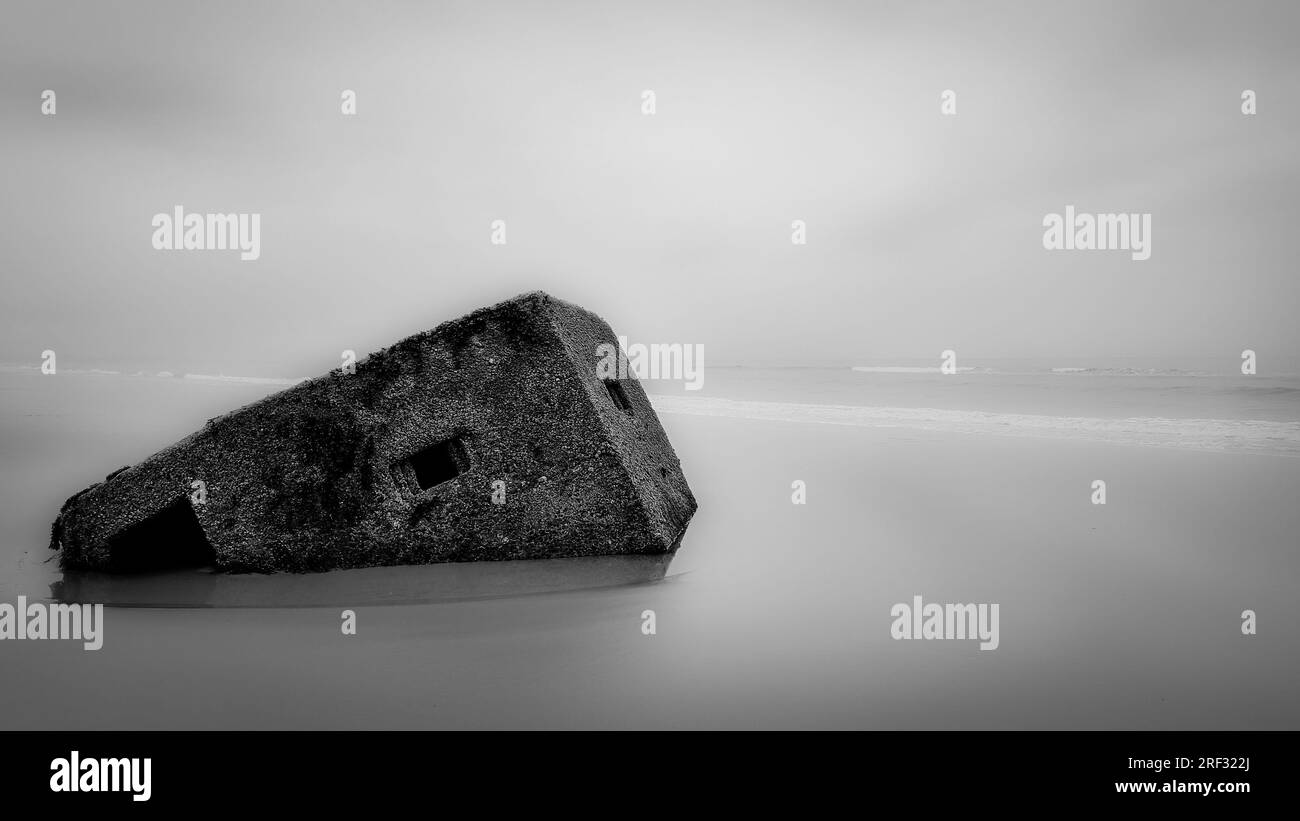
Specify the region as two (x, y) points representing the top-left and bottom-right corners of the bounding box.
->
(50, 292), (697, 573)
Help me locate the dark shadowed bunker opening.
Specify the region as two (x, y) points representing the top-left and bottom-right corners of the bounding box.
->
(604, 379), (633, 414)
(409, 436), (469, 490)
(107, 497), (216, 573)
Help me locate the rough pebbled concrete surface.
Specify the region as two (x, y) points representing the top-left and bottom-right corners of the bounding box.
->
(50, 292), (698, 573)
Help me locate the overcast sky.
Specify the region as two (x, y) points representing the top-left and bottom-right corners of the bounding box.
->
(2, 0), (1297, 374)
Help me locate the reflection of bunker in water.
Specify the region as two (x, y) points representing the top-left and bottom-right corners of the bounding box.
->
(49, 292), (697, 574)
(52, 554), (679, 608)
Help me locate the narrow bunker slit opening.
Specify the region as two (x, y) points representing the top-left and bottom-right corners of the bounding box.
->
(409, 436), (467, 490)
(107, 497), (216, 573)
(604, 379), (633, 414)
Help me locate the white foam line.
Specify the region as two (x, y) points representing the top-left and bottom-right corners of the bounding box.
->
(851, 366), (981, 374)
(649, 395), (1300, 457)
(182, 373), (309, 386)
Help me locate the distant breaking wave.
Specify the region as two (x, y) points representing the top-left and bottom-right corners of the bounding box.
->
(851, 366), (987, 374)
(0, 365), (309, 385)
(851, 365), (1220, 377)
(5, 363), (1296, 455)
(650, 395), (1300, 457)
(1047, 367), (1215, 377)
(182, 373), (309, 386)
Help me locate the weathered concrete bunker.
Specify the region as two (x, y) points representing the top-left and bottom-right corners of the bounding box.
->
(50, 292), (697, 573)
